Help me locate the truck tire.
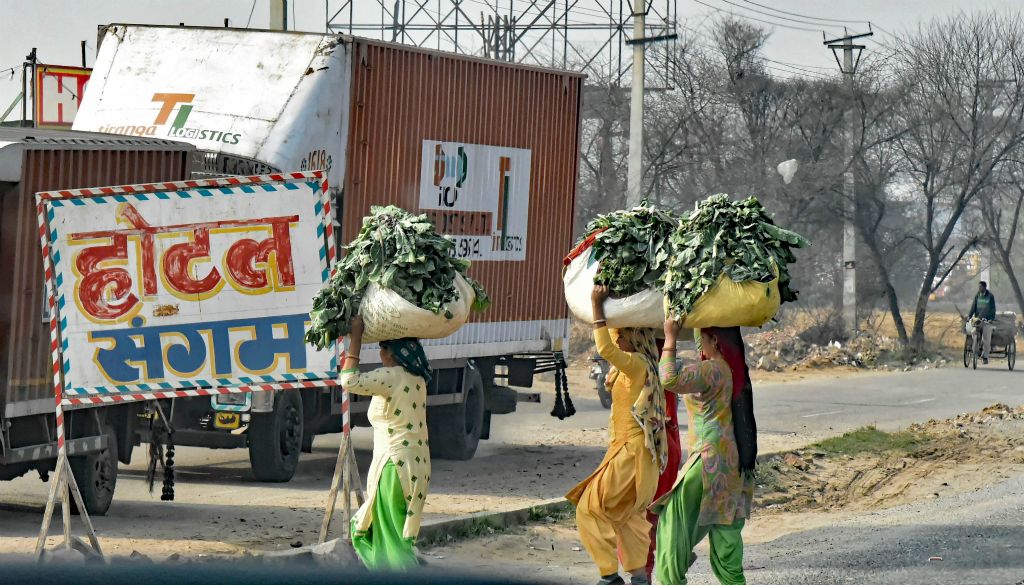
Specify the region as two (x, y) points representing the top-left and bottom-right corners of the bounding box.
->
(248, 391), (303, 482)
(69, 424), (118, 516)
(428, 366), (485, 461)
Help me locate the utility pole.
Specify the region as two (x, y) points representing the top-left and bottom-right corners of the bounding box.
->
(824, 28), (872, 335)
(270, 0), (288, 31)
(21, 48), (36, 128)
(625, 2), (676, 208)
(626, 6), (645, 208)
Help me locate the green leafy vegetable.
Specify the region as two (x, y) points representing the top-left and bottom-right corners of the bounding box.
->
(305, 205), (490, 349)
(662, 194), (809, 317)
(576, 202), (678, 297)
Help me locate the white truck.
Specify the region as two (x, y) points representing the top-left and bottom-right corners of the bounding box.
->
(73, 24), (584, 481)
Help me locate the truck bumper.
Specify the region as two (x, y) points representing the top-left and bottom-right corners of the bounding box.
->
(0, 435), (108, 465)
(138, 428), (248, 449)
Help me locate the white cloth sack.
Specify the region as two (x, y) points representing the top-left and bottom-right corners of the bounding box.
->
(361, 273), (475, 342)
(563, 247), (665, 329)
(777, 159), (799, 184)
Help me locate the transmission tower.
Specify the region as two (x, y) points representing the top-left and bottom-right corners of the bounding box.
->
(326, 1), (678, 89)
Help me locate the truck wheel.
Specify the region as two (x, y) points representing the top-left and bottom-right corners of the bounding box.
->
(248, 391), (303, 482)
(428, 367), (485, 461)
(69, 424), (118, 516)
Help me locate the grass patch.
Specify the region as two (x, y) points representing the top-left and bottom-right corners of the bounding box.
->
(753, 463), (785, 492)
(419, 518), (505, 547)
(812, 425), (925, 457)
(528, 502), (573, 523)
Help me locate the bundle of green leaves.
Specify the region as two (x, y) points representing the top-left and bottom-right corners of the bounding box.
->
(663, 194), (809, 316)
(305, 205), (490, 349)
(577, 202), (678, 297)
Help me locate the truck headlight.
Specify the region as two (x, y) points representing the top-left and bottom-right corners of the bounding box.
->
(216, 393), (248, 406)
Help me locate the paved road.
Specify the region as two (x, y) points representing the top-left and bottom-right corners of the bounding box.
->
(752, 366), (1022, 440)
(548, 365), (1024, 450)
(685, 471), (1024, 585)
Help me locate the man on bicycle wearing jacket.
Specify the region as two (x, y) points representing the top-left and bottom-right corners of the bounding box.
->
(968, 281), (997, 364)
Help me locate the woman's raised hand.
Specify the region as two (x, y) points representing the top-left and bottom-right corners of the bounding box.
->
(350, 314), (365, 338)
(663, 318), (681, 338)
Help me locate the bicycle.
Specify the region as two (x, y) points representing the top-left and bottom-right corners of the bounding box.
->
(962, 315), (1017, 371)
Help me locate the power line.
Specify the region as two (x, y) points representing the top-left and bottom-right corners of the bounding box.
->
(740, 0), (870, 26)
(869, 22), (897, 38)
(690, 0), (824, 34)
(245, 0), (257, 28)
(708, 0), (845, 31)
(36, 54), (82, 100)
(765, 57), (833, 72)
(680, 22), (834, 79)
(764, 59), (833, 77)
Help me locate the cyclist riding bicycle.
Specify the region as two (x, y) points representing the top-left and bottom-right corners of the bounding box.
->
(968, 281), (997, 364)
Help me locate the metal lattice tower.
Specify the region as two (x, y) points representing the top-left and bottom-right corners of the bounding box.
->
(326, 1), (678, 88)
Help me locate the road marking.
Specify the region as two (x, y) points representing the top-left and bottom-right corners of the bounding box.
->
(904, 398), (936, 405)
(801, 409), (844, 418)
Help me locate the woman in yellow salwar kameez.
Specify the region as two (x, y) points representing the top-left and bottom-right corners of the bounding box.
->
(567, 285), (668, 585)
(340, 316), (432, 572)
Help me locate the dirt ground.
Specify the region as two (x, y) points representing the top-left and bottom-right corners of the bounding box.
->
(424, 404), (1024, 584)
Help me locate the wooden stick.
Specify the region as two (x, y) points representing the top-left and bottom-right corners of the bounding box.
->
(342, 439), (352, 540)
(61, 476), (71, 549)
(347, 442), (365, 506)
(319, 433), (347, 544)
(34, 452), (65, 558)
(65, 456), (104, 557)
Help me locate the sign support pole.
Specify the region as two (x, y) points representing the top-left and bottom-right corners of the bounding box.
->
(318, 174), (364, 544)
(33, 268), (103, 559)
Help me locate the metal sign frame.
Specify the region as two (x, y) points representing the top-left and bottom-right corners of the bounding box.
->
(35, 171), (342, 408)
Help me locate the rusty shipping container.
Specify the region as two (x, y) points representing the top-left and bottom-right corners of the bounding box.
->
(0, 128), (193, 421)
(343, 39), (583, 356)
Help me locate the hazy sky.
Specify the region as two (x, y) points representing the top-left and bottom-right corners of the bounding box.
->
(0, 0), (1019, 122)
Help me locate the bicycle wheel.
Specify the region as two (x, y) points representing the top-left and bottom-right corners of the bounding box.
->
(1008, 339), (1016, 371)
(963, 337), (971, 368)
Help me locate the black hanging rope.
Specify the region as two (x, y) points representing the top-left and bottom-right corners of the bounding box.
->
(550, 354), (574, 420)
(161, 431), (175, 501)
(146, 401), (176, 500)
(560, 361), (575, 418)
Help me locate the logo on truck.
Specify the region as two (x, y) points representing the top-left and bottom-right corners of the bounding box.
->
(419, 141), (531, 262)
(95, 92), (242, 144)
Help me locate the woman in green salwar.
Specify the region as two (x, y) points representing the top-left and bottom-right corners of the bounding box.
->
(340, 316), (432, 571)
(653, 320), (754, 585)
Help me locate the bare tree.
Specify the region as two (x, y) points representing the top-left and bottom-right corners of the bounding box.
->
(891, 13), (1024, 350)
(975, 165), (1024, 313)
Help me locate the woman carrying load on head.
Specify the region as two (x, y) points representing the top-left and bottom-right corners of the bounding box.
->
(567, 285), (669, 585)
(340, 315), (432, 571)
(644, 336), (684, 583)
(653, 320), (756, 585)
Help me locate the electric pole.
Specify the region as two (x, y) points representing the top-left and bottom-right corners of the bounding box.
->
(626, 6), (646, 208)
(625, 2), (676, 208)
(21, 48), (37, 128)
(270, 0), (288, 31)
(824, 29), (872, 335)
